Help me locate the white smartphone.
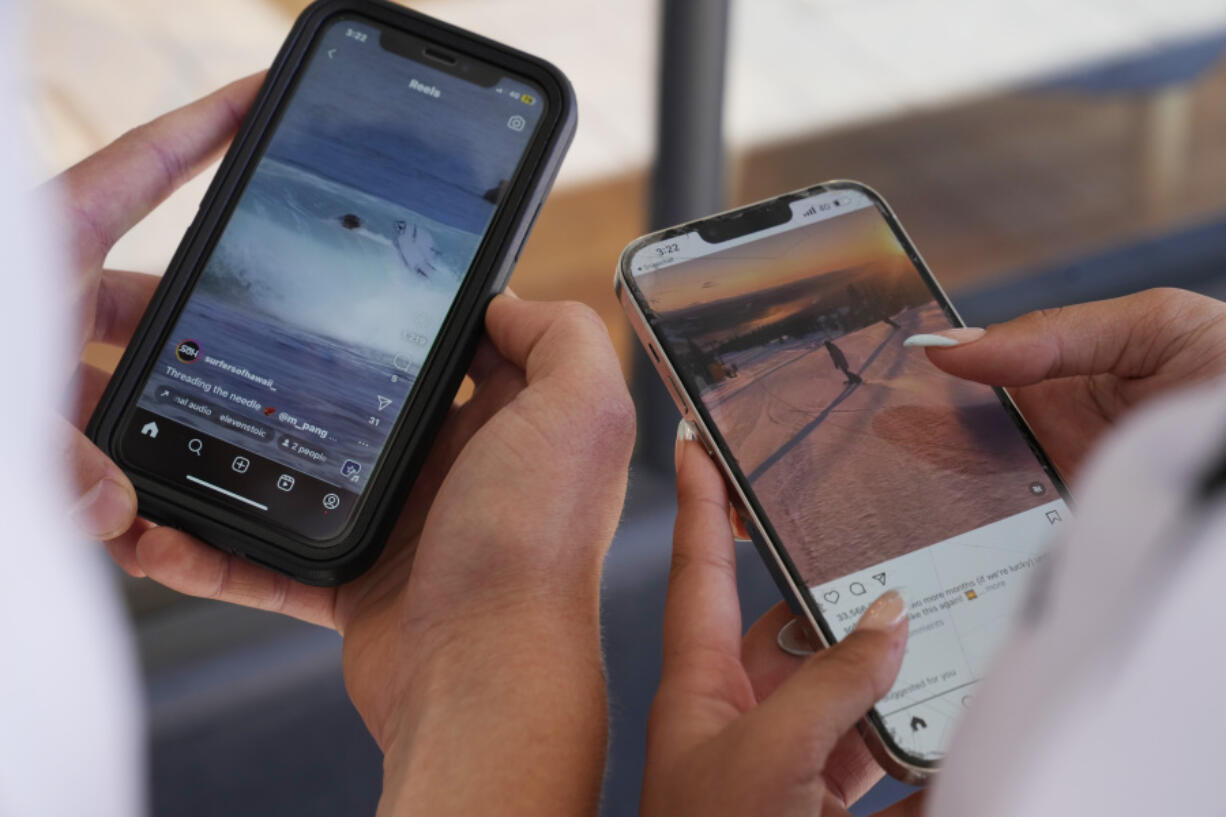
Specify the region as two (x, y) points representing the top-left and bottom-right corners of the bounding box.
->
(615, 181), (1071, 783)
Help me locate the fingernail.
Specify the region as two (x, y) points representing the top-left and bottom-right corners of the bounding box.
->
(675, 419), (698, 472)
(70, 478), (136, 539)
(902, 328), (985, 348)
(777, 618), (817, 656)
(855, 590), (907, 632)
(728, 504), (752, 542)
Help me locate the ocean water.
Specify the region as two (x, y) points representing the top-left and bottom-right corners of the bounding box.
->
(201, 158), (476, 363)
(137, 158), (480, 489)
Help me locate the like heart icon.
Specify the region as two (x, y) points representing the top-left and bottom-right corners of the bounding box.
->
(823, 590), (840, 604)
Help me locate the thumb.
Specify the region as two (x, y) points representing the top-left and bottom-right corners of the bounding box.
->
(59, 419), (138, 540)
(734, 591), (908, 810)
(904, 288), (1218, 387)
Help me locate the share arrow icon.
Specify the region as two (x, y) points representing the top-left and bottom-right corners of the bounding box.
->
(377, 395), (393, 412)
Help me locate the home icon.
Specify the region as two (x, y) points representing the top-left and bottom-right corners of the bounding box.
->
(140, 421), (159, 439)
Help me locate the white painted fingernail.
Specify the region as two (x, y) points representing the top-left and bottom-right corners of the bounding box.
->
(855, 590), (908, 632)
(903, 328), (985, 348)
(675, 419), (698, 471)
(777, 618), (817, 656)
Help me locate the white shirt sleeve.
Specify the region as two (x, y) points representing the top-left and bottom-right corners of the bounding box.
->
(931, 374), (1226, 816)
(0, 5), (145, 816)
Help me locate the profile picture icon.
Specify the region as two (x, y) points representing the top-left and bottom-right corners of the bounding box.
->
(175, 339), (201, 364)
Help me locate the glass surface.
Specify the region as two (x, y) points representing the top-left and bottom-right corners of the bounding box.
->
(628, 188), (1070, 762)
(121, 16), (546, 541)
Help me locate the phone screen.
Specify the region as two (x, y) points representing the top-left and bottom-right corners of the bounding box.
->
(118, 16), (546, 541)
(625, 186), (1070, 763)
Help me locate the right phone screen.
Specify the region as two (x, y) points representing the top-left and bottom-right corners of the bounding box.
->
(627, 187), (1069, 763)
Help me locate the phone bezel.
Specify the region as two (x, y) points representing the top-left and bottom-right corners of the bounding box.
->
(87, 0), (576, 585)
(615, 179), (1072, 782)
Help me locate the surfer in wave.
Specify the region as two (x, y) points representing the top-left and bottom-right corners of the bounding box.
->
(395, 219), (449, 279)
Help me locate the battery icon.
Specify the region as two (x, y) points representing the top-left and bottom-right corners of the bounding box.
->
(520, 93), (536, 105)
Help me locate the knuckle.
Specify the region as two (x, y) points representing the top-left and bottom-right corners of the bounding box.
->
(668, 541), (735, 586)
(590, 378), (636, 447)
(830, 630), (895, 696)
(659, 648), (755, 710)
(1135, 287), (1181, 324)
(1140, 286), (1214, 321)
(751, 715), (833, 790)
(267, 572), (292, 615)
(548, 303), (634, 444)
(554, 300), (605, 333)
(65, 199), (116, 267)
(1031, 305), (1067, 327)
(1140, 286), (1187, 306)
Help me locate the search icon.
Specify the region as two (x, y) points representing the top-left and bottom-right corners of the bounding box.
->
(188, 438), (203, 456)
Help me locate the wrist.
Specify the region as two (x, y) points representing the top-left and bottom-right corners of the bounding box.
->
(377, 598), (608, 817)
(396, 585), (604, 722)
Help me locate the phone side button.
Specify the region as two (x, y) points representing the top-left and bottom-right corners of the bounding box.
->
(511, 202), (545, 266)
(662, 373), (691, 418)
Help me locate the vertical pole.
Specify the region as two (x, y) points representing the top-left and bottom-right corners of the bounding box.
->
(634, 0), (731, 472)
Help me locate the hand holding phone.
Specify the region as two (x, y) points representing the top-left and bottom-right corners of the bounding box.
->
(86, 0), (575, 583)
(910, 288), (1226, 478)
(617, 182), (1073, 781)
(57, 68), (636, 792)
(62, 75), (265, 550)
(639, 432), (919, 817)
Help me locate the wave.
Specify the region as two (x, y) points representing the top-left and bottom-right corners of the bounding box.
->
(196, 159), (478, 365)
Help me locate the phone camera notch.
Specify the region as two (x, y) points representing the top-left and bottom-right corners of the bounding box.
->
(423, 47), (458, 66)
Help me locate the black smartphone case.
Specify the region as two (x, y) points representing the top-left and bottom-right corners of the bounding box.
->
(87, 0), (576, 586)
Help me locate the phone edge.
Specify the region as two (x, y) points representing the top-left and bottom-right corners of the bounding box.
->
(613, 215), (935, 785)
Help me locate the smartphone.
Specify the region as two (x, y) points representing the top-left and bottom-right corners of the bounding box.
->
(87, 0), (575, 585)
(616, 182), (1070, 783)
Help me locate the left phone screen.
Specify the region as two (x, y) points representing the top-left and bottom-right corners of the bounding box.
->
(118, 16), (546, 542)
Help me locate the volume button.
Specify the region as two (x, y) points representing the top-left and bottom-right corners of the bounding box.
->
(661, 371), (691, 418)
(513, 201), (545, 265)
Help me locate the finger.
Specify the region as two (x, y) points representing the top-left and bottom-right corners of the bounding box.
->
(105, 518), (155, 578)
(821, 730), (886, 808)
(742, 602), (805, 701)
(660, 423), (746, 701)
(58, 418), (138, 541)
(483, 296), (622, 394)
(449, 356), (527, 457)
(57, 73), (263, 269)
(467, 336), (504, 386)
(729, 504), (752, 542)
(134, 526), (337, 629)
(342, 359), (529, 629)
(918, 288), (1223, 386)
(398, 356), (527, 538)
(742, 604), (885, 806)
(92, 268), (160, 346)
(745, 591), (908, 766)
(67, 361), (113, 428)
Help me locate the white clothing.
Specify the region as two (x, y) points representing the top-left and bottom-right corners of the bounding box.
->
(933, 376), (1226, 815)
(0, 5), (144, 816)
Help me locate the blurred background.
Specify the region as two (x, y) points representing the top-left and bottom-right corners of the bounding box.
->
(25, 0), (1226, 814)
